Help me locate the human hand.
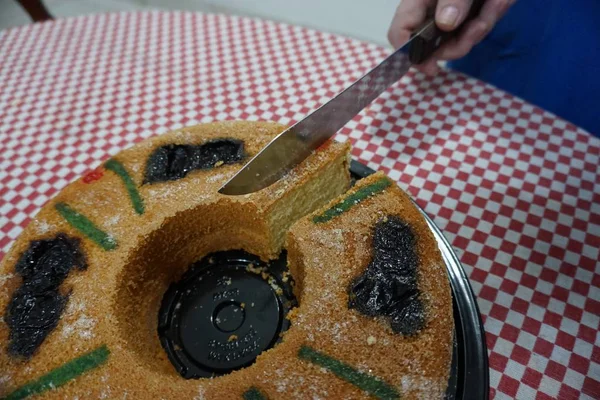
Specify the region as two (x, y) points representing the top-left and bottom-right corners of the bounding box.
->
(388, 0), (515, 75)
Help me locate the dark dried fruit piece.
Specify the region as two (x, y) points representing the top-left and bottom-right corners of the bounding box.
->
(6, 234), (86, 359)
(6, 287), (68, 358)
(389, 292), (426, 336)
(144, 139), (245, 184)
(15, 234), (86, 292)
(348, 216), (426, 336)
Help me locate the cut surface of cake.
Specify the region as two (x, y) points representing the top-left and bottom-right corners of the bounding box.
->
(0, 121), (453, 400)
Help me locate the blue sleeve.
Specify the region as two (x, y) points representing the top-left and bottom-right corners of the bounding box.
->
(448, 0), (600, 135)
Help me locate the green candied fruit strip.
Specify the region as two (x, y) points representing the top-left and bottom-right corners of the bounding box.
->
(104, 159), (145, 215)
(5, 345), (110, 400)
(313, 177), (392, 224)
(55, 203), (117, 250)
(242, 386), (267, 400)
(298, 346), (400, 400)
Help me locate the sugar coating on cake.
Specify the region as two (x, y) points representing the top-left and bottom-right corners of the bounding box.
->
(0, 122), (452, 399)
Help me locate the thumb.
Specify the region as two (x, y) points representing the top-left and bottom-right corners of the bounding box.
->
(435, 0), (473, 31)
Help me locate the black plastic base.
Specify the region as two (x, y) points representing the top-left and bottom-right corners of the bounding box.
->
(158, 250), (296, 378)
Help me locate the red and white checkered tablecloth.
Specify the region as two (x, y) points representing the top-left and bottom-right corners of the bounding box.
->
(0, 11), (598, 400)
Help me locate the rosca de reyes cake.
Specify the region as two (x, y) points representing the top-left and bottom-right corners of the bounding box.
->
(0, 121), (453, 399)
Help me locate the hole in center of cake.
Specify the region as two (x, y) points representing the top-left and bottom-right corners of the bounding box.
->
(158, 250), (296, 379)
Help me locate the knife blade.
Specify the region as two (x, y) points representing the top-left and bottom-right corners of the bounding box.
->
(219, 4), (483, 195)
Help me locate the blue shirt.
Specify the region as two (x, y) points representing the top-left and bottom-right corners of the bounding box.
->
(449, 0), (600, 135)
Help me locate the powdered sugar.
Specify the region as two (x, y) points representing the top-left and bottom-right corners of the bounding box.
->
(147, 187), (175, 201)
(62, 314), (96, 340)
(98, 374), (111, 399)
(0, 373), (11, 386)
(314, 318), (353, 344)
(309, 229), (345, 253)
(35, 220), (55, 234)
(193, 386), (206, 400)
(61, 300), (97, 340)
(0, 272), (14, 287)
(147, 180), (210, 203)
(401, 374), (444, 398)
(261, 363), (329, 399)
(98, 387), (111, 399)
(206, 173), (225, 183)
(356, 362), (373, 374)
(174, 130), (193, 141)
(130, 163), (140, 173)
(77, 190), (117, 209)
(105, 215), (121, 227)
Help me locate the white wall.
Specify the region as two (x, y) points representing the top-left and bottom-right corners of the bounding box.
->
(1, 0), (400, 46)
(166, 0), (400, 45)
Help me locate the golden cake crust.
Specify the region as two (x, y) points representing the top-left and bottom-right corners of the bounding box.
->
(0, 122), (452, 399)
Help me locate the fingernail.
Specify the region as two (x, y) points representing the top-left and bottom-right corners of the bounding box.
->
(439, 6), (459, 27)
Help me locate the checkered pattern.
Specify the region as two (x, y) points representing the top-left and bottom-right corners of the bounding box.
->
(0, 12), (598, 399)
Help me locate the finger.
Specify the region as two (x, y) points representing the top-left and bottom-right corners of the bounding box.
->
(388, 0), (435, 48)
(436, 0), (473, 31)
(435, 0), (515, 60)
(476, 0), (515, 28)
(415, 58), (441, 75)
(436, 19), (488, 60)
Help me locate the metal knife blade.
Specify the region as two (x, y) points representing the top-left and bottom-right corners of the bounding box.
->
(218, 20), (442, 195)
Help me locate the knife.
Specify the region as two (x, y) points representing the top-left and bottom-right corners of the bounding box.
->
(220, 2), (483, 195)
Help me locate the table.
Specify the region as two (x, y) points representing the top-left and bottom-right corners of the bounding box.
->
(0, 11), (598, 400)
